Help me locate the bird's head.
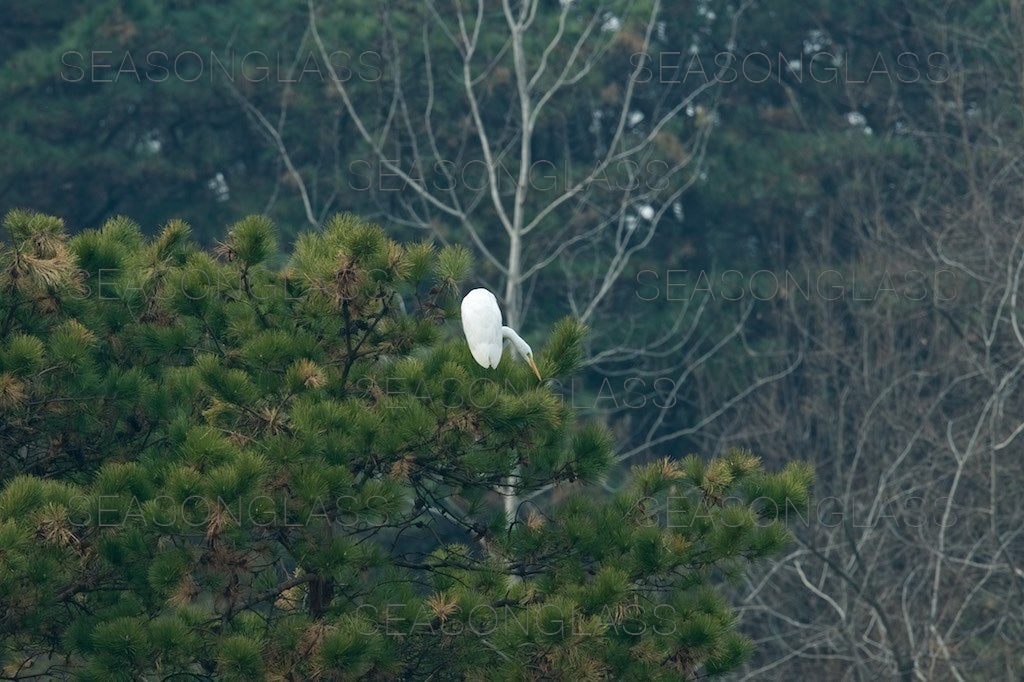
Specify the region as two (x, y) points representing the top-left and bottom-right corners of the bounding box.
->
(509, 336), (541, 381)
(524, 349), (541, 382)
(512, 337), (542, 381)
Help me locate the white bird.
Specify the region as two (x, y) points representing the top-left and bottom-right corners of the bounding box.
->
(461, 288), (542, 381)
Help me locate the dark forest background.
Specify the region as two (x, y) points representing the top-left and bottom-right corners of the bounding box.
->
(2, 1), (1022, 678)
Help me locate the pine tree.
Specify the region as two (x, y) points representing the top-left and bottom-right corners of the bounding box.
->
(0, 209), (812, 680)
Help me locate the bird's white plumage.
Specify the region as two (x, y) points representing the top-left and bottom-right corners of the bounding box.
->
(461, 288), (504, 368)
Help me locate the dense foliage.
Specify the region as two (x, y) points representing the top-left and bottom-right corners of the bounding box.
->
(5, 0), (1016, 677)
(0, 210), (811, 680)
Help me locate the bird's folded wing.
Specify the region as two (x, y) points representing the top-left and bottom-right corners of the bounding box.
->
(461, 289), (504, 368)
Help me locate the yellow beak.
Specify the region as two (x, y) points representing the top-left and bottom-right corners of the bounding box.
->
(526, 356), (542, 381)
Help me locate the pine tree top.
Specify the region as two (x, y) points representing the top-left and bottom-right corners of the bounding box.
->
(0, 210), (811, 680)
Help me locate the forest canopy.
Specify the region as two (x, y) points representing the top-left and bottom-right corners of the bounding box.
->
(0, 209), (811, 680)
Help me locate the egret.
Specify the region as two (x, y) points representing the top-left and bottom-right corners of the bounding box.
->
(461, 288), (542, 381)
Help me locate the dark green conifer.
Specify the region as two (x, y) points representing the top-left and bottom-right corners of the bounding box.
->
(0, 210), (811, 680)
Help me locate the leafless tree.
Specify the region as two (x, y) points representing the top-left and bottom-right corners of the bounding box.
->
(722, 6), (1024, 678)
(229, 0), (810, 526)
